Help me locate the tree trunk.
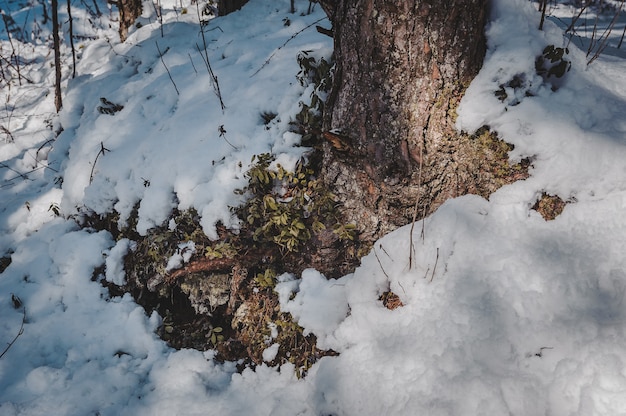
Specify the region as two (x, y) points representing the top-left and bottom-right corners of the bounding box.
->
(118, 0), (142, 41)
(321, 0), (510, 244)
(52, 0), (62, 112)
(218, 0), (249, 16)
(67, 0), (76, 78)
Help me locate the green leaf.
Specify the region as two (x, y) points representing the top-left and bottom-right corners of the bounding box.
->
(264, 195), (278, 211)
(312, 221), (325, 233)
(548, 60), (569, 78)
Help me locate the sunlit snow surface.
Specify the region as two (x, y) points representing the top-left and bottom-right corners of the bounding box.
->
(2, 0), (626, 414)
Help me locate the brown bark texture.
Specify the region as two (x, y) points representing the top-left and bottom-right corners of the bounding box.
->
(321, 0), (517, 243)
(52, 0), (62, 112)
(118, 0), (143, 41)
(218, 0), (249, 16)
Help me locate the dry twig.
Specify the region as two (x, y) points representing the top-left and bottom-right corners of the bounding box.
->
(156, 42), (179, 95)
(251, 17), (327, 77)
(89, 142), (110, 184)
(0, 303), (25, 360)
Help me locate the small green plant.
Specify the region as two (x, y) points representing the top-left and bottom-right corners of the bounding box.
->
(97, 97), (124, 115)
(48, 202), (60, 217)
(495, 45), (571, 105)
(273, 318), (318, 378)
(236, 153), (337, 253)
(207, 325), (224, 347)
(260, 111), (278, 125)
(160, 309), (175, 340)
(254, 268), (277, 289)
(332, 222), (357, 241)
(293, 51), (333, 143)
(494, 73), (528, 105)
(535, 45), (570, 80)
(296, 50), (332, 92)
(205, 242), (237, 259)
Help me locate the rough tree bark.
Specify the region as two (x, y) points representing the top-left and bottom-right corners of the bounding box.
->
(320, 0), (512, 244)
(118, 0), (142, 41)
(98, 0), (531, 359)
(218, 0), (249, 16)
(116, 0), (250, 37)
(51, 0), (62, 112)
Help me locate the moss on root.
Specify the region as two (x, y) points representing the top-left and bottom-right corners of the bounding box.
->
(532, 192), (567, 220)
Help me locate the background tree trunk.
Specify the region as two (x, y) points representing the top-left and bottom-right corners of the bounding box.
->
(321, 0), (516, 244)
(66, 0), (76, 78)
(118, 0), (142, 41)
(218, 0), (249, 16)
(52, 0), (62, 112)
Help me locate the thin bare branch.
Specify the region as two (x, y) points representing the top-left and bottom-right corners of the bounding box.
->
(251, 17), (327, 77)
(89, 142), (110, 184)
(373, 248), (390, 280)
(0, 306), (25, 360)
(155, 41), (180, 95)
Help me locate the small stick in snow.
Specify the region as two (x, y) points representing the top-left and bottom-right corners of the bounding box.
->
(188, 53), (198, 74)
(89, 142), (110, 184)
(373, 247), (390, 280)
(409, 144), (425, 269)
(397, 281), (406, 295)
(378, 243), (392, 259)
(0, 304), (25, 360)
(532, 346), (554, 358)
(587, 2), (623, 65)
(429, 247), (439, 283)
(0, 161), (29, 180)
(156, 42), (180, 95)
(195, 2), (225, 112)
(218, 125), (239, 150)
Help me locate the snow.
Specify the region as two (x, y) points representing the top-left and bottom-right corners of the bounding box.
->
(2, 0), (626, 414)
(262, 343), (280, 363)
(277, 269), (351, 349)
(165, 241), (196, 272)
(105, 237), (131, 285)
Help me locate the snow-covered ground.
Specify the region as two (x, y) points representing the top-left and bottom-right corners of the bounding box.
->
(2, 0), (626, 414)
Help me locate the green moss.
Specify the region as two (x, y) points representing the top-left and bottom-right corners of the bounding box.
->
(467, 126), (530, 190)
(532, 192), (567, 220)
